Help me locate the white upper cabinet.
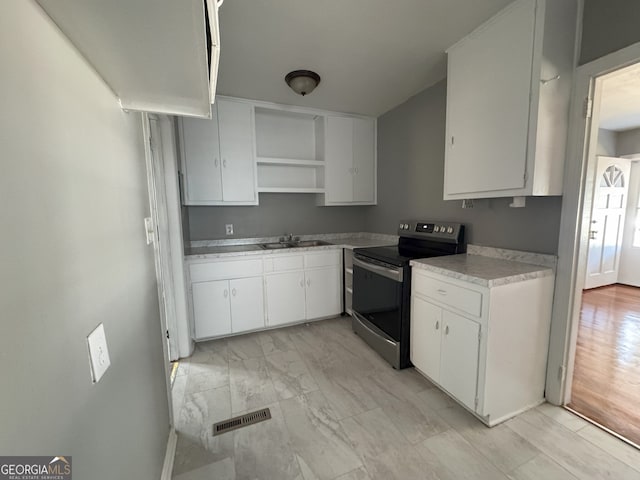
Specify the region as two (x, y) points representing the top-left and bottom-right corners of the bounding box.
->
(180, 98), (258, 205)
(443, 0), (577, 200)
(322, 116), (377, 205)
(37, 0), (218, 118)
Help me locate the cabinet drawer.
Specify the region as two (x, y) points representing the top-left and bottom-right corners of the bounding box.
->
(189, 258), (263, 282)
(304, 250), (341, 269)
(264, 254), (304, 273)
(413, 273), (482, 317)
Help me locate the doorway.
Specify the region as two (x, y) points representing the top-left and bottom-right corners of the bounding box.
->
(561, 58), (640, 446)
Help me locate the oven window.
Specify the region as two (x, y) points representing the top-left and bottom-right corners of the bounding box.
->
(352, 264), (403, 341)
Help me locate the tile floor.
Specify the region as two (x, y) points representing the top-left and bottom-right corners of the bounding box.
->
(171, 317), (640, 480)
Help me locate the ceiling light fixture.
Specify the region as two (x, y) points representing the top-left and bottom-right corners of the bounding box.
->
(285, 70), (321, 96)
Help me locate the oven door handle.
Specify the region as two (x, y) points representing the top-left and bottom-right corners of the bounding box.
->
(353, 256), (403, 282)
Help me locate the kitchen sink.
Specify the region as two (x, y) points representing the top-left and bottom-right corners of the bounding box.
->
(259, 239), (332, 249)
(260, 242), (294, 249)
(290, 240), (331, 247)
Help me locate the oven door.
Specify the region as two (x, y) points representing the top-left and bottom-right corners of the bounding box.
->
(352, 255), (403, 341)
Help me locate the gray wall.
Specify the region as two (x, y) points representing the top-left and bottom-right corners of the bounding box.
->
(365, 80), (562, 254)
(0, 2), (169, 479)
(597, 129), (617, 156)
(617, 127), (640, 156)
(189, 194), (370, 240)
(580, 0), (640, 65)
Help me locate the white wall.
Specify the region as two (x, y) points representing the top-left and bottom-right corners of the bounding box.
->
(0, 1), (169, 478)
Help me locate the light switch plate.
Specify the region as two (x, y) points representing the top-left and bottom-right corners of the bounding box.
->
(87, 323), (111, 383)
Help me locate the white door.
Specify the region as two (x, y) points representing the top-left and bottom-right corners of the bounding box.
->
(444, 0), (535, 196)
(192, 280), (232, 339)
(180, 109), (223, 202)
(265, 271), (306, 327)
(325, 116), (354, 203)
(584, 156), (631, 289)
(440, 310), (480, 411)
(230, 276), (265, 333)
(217, 99), (256, 202)
(352, 117), (376, 203)
(305, 266), (341, 319)
(410, 297), (442, 382)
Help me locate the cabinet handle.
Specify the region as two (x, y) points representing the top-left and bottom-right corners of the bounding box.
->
(223, 289), (228, 298)
(354, 167), (358, 174)
(222, 158), (227, 168)
(451, 136), (455, 146)
(232, 288), (237, 296)
(436, 289), (447, 295)
(306, 278), (311, 287)
(435, 321), (439, 330)
(445, 325), (449, 335)
(214, 158), (219, 167)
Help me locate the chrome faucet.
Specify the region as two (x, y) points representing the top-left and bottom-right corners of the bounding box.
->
(280, 233), (297, 243)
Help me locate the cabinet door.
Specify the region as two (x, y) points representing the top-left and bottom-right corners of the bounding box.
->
(217, 99), (256, 202)
(410, 297), (442, 382)
(230, 277), (265, 333)
(180, 111), (223, 203)
(352, 117), (376, 203)
(325, 116), (354, 203)
(440, 310), (480, 411)
(444, 0), (535, 196)
(192, 280), (231, 339)
(265, 271), (306, 327)
(305, 266), (341, 319)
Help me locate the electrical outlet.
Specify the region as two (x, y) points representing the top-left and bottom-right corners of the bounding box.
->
(225, 224), (234, 235)
(87, 323), (111, 383)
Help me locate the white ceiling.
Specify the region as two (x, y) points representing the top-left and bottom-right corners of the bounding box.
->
(216, 0), (513, 116)
(600, 63), (640, 132)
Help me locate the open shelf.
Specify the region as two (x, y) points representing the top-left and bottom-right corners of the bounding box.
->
(257, 157), (325, 167)
(258, 187), (325, 194)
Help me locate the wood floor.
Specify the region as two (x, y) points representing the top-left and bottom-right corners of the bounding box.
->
(569, 284), (640, 447)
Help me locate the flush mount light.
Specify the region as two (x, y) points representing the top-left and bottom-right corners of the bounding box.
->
(285, 70), (321, 96)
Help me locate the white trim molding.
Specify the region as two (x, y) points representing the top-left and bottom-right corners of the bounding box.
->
(161, 428), (178, 480)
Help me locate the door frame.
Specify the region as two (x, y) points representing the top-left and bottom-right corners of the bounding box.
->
(545, 41), (640, 405)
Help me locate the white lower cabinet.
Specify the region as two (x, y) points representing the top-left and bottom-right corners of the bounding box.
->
(264, 251), (342, 327)
(192, 276), (264, 339)
(229, 277), (265, 333)
(188, 249), (342, 340)
(305, 266), (341, 319)
(439, 310), (480, 411)
(265, 271), (306, 327)
(411, 268), (554, 426)
(411, 298), (480, 411)
(192, 280), (232, 339)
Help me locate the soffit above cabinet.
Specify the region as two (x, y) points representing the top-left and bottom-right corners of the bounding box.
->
(36, 0), (215, 118)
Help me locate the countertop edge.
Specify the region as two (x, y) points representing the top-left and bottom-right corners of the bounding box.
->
(410, 257), (554, 288)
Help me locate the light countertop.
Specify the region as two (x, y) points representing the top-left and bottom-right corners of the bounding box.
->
(185, 233), (398, 260)
(410, 253), (554, 288)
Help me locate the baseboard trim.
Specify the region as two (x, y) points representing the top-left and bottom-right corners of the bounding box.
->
(161, 428), (178, 480)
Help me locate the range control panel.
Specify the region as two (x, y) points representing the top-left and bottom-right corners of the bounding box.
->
(397, 221), (464, 241)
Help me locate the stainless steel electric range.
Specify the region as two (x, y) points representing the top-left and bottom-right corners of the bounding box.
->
(352, 221), (465, 369)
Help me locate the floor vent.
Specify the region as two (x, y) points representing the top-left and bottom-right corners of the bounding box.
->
(213, 408), (271, 436)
